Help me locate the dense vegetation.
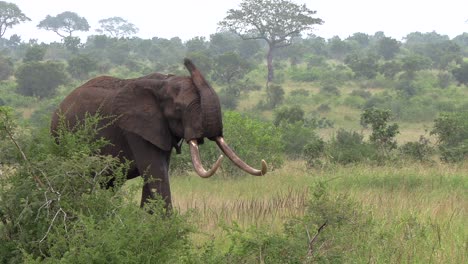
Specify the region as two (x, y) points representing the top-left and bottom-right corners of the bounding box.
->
(0, 0), (467, 262)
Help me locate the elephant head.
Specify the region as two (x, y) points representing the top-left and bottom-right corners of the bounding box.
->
(113, 59), (267, 177)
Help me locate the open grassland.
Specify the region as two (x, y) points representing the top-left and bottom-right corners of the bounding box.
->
(126, 161), (467, 262)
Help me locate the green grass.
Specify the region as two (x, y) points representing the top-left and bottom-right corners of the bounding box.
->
(124, 160), (467, 262)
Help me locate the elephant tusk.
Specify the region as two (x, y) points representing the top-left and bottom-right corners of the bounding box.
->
(215, 137), (267, 176)
(189, 140), (223, 178)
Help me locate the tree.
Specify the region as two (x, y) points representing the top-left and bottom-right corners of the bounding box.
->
(212, 52), (252, 88)
(0, 55), (13, 80)
(344, 52), (379, 79)
(452, 62), (468, 85)
(37, 11), (90, 38)
(67, 54), (97, 80)
(23, 45), (46, 62)
(219, 0), (323, 83)
(360, 108), (399, 152)
(15, 61), (68, 98)
(0, 1), (30, 38)
(376, 37), (400, 60)
(96, 17), (139, 38)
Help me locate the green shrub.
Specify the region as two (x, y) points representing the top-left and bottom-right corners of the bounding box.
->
(360, 107), (399, 153)
(209, 182), (373, 263)
(400, 136), (434, 162)
(15, 61), (68, 98)
(319, 84), (340, 96)
(327, 129), (377, 164)
(303, 137), (326, 168)
(0, 111), (194, 262)
(0, 56), (14, 80)
(273, 105), (304, 126)
(430, 111), (468, 162)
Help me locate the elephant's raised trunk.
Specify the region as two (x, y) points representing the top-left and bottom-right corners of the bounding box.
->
(215, 137), (267, 176)
(189, 140), (223, 178)
(184, 59), (223, 139)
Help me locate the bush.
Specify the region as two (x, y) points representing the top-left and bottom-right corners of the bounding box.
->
(400, 136), (434, 162)
(0, 56), (14, 80)
(327, 129), (377, 164)
(360, 107), (399, 153)
(303, 137), (325, 168)
(15, 61), (68, 98)
(213, 182), (373, 263)
(279, 122), (320, 158)
(319, 84), (340, 96)
(273, 105), (304, 126)
(430, 111), (468, 162)
(0, 110), (194, 262)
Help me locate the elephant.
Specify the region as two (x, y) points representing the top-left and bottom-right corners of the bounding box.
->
(50, 59), (267, 209)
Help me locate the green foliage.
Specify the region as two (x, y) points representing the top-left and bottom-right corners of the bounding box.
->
(319, 84), (340, 96)
(212, 52), (252, 87)
(37, 11), (90, 38)
(431, 111), (468, 162)
(0, 55), (13, 80)
(261, 84), (284, 109)
(361, 107), (399, 152)
(376, 36), (400, 60)
(96, 16), (139, 38)
(327, 129), (377, 164)
(451, 61), (468, 85)
(273, 105), (304, 126)
(67, 54), (97, 80)
(15, 61), (68, 98)
(303, 137), (325, 168)
(344, 52), (379, 79)
(0, 112), (194, 262)
(0, 1), (31, 38)
(23, 45), (46, 62)
(400, 135), (434, 162)
(206, 182), (373, 263)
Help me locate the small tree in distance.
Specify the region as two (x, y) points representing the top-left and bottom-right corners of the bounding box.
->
(37, 11), (90, 38)
(96, 17), (139, 38)
(219, 0), (323, 84)
(0, 1), (30, 38)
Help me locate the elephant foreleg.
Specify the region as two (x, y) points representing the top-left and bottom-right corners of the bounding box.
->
(125, 132), (172, 210)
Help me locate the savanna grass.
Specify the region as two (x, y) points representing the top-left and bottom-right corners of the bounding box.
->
(155, 160), (467, 262)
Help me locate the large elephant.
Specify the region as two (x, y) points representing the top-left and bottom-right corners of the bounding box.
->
(51, 59), (267, 209)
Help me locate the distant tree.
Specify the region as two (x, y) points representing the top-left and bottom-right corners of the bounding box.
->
(63, 36), (81, 53)
(400, 54), (432, 79)
(67, 54), (97, 80)
(0, 55), (13, 80)
(0, 1), (30, 38)
(96, 17), (139, 38)
(328, 36), (352, 60)
(185, 36), (208, 54)
(346, 32), (370, 49)
(266, 84), (285, 108)
(274, 105), (305, 126)
(361, 107), (399, 152)
(219, 0), (323, 83)
(15, 61), (68, 98)
(209, 31), (241, 56)
(344, 52), (379, 79)
(376, 37), (400, 60)
(452, 62), (468, 85)
(379, 60), (401, 79)
(37, 11), (90, 38)
(23, 45), (46, 62)
(212, 52), (252, 88)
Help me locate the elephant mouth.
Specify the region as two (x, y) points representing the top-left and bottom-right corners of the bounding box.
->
(188, 137), (267, 178)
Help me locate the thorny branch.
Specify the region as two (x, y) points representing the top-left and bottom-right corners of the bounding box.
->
(306, 221), (327, 258)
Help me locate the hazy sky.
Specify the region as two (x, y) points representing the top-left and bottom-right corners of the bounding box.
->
(6, 0), (468, 43)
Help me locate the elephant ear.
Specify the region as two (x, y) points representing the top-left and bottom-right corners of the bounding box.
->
(113, 79), (173, 151)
